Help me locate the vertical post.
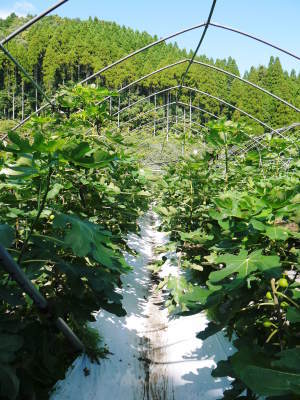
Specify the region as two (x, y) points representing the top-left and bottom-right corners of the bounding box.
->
(117, 96), (120, 128)
(189, 92), (192, 129)
(166, 91), (169, 142)
(175, 92), (178, 124)
(35, 66), (38, 111)
(154, 94), (157, 136)
(12, 90), (15, 120)
(184, 108), (186, 134)
(21, 80), (24, 120)
(109, 97), (112, 116)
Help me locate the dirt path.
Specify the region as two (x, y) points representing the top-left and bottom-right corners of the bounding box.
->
(51, 211), (233, 400)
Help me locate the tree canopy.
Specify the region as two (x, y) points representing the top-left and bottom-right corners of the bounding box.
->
(0, 14), (299, 129)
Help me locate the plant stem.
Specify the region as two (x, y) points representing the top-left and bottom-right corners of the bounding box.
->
(18, 167), (53, 264)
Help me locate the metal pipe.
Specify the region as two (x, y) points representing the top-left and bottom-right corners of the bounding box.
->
(0, 43), (52, 106)
(79, 21), (299, 86)
(117, 96), (120, 128)
(11, 18), (299, 130)
(154, 94), (157, 135)
(0, 244), (48, 310)
(181, 0), (217, 86)
(12, 61), (189, 132)
(114, 86), (220, 121)
(118, 96), (267, 150)
(11, 103), (49, 132)
(233, 122), (300, 158)
(192, 60), (299, 112)
(114, 59), (299, 113)
(118, 100), (218, 128)
(167, 91), (170, 140)
(177, 101), (220, 120)
(110, 60), (187, 103)
(56, 318), (85, 352)
(181, 85), (277, 134)
(129, 114), (205, 136)
(79, 24), (206, 85)
(0, 244), (84, 352)
(209, 22), (300, 61)
(1, 0), (69, 45)
(108, 57), (299, 114)
(113, 82), (273, 134)
(113, 85), (179, 116)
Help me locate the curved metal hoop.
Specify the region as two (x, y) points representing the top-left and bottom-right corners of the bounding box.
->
(124, 101), (267, 152)
(105, 58), (299, 113)
(130, 114), (264, 161)
(80, 21), (299, 85)
(115, 100), (219, 130)
(181, 85), (298, 148)
(233, 122), (300, 157)
(209, 23), (300, 61)
(11, 21), (300, 131)
(192, 60), (299, 112)
(129, 115), (205, 136)
(11, 60), (188, 131)
(113, 83), (277, 135)
(117, 91), (299, 153)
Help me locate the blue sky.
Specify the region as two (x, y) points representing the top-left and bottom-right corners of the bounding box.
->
(1, 0), (299, 74)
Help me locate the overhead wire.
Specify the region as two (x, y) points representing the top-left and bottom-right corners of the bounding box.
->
(0, 43), (53, 107)
(180, 0), (218, 88)
(0, 0), (69, 46)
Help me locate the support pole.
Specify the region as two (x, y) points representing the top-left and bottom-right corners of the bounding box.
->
(0, 244), (85, 352)
(190, 93), (192, 129)
(0, 43), (52, 107)
(1, 0), (69, 46)
(166, 91), (170, 142)
(117, 96), (120, 128)
(175, 92), (178, 124)
(154, 94), (157, 136)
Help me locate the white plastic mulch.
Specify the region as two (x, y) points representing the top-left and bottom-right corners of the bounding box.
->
(51, 211), (234, 400)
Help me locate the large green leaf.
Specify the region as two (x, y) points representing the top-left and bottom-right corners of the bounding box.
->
(231, 346), (300, 396)
(0, 365), (19, 400)
(209, 250), (280, 283)
(47, 183), (64, 200)
(0, 224), (14, 247)
(53, 214), (127, 271)
(271, 348), (300, 372)
(264, 226), (290, 241)
(7, 132), (31, 153)
(0, 288), (26, 307)
(240, 365), (300, 396)
(179, 228), (213, 244)
(286, 307), (300, 323)
(0, 334), (23, 352)
(0, 334), (23, 363)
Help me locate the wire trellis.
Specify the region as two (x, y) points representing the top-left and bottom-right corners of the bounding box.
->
(0, 0), (299, 166)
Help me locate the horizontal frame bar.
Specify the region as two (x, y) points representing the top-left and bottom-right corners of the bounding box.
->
(0, 244), (85, 352)
(1, 0), (69, 45)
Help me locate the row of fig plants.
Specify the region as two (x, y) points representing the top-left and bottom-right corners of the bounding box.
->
(153, 119), (300, 399)
(0, 86), (150, 400)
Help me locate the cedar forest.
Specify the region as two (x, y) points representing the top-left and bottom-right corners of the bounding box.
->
(0, 11), (299, 400)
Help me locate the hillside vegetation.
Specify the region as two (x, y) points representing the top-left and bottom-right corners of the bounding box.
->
(0, 13), (299, 129)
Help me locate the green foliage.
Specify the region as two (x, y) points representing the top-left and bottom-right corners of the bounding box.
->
(153, 118), (300, 399)
(0, 15), (299, 130)
(0, 85), (149, 399)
